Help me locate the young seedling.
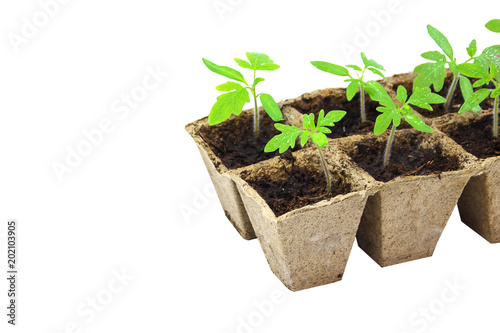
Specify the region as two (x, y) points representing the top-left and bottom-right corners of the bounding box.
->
(311, 53), (385, 122)
(365, 81), (446, 166)
(486, 19), (500, 33)
(458, 60), (500, 137)
(202, 52), (282, 137)
(264, 110), (347, 194)
(414, 24), (478, 113)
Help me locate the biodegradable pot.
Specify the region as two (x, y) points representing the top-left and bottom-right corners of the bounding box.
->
(231, 147), (374, 291)
(435, 111), (500, 243)
(185, 106), (302, 240)
(334, 129), (478, 267)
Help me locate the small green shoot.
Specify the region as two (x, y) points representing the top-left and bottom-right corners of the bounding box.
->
(264, 110), (347, 194)
(486, 19), (500, 33)
(457, 56), (500, 136)
(414, 25), (479, 113)
(365, 81), (446, 166)
(311, 53), (385, 122)
(202, 53), (282, 137)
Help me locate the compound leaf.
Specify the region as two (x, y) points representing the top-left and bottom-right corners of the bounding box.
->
(264, 124), (302, 153)
(413, 61), (447, 91)
(208, 88), (250, 125)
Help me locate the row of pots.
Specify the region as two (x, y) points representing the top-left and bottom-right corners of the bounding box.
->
(185, 72), (500, 291)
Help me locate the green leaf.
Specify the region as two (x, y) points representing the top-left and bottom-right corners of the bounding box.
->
(258, 63), (280, 71)
(458, 63), (488, 78)
(365, 81), (395, 107)
(491, 87), (500, 98)
(427, 25), (454, 60)
(374, 112), (393, 135)
(202, 58), (246, 83)
(486, 19), (500, 33)
(467, 39), (477, 57)
(396, 85), (408, 104)
(475, 45), (500, 74)
(216, 81), (244, 92)
(260, 93), (283, 122)
(303, 113), (315, 131)
(264, 124), (302, 153)
(300, 131), (311, 146)
(473, 77), (491, 88)
(491, 63), (499, 77)
(360, 52), (385, 70)
(317, 126), (332, 134)
(458, 88), (491, 114)
(319, 110), (347, 127)
(459, 76), (481, 113)
(367, 67), (385, 78)
(408, 87), (447, 110)
(311, 132), (328, 148)
(421, 51), (446, 61)
(449, 61), (459, 76)
(311, 61), (350, 77)
(246, 52), (280, 71)
(346, 80), (359, 101)
(405, 114), (434, 133)
(413, 61), (447, 91)
(234, 58), (253, 69)
(208, 88), (250, 125)
(253, 77), (265, 86)
(346, 64), (362, 71)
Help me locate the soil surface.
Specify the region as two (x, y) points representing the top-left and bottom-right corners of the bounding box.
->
(242, 155), (352, 216)
(199, 112), (290, 169)
(291, 91), (410, 138)
(393, 76), (495, 118)
(349, 132), (461, 182)
(442, 114), (500, 159)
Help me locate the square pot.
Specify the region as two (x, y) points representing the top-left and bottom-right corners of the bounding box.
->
(185, 105), (302, 240)
(435, 111), (500, 243)
(333, 129), (478, 267)
(230, 147), (375, 291)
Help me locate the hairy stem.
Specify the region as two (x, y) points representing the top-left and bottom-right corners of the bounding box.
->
(494, 96), (499, 138)
(383, 125), (396, 167)
(317, 146), (332, 194)
(443, 73), (459, 113)
(253, 90), (259, 138)
(360, 85), (366, 122)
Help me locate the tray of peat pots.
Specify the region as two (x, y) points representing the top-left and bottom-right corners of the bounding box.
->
(435, 109), (500, 243)
(229, 110), (376, 290)
(186, 53), (303, 240)
(329, 80), (479, 267)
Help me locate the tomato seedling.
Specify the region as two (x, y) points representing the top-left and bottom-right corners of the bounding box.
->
(203, 52), (282, 137)
(264, 110), (347, 194)
(414, 25), (478, 113)
(311, 52), (385, 123)
(365, 81), (446, 166)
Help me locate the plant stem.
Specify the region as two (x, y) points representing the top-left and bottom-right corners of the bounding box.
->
(494, 96), (499, 138)
(317, 146), (332, 194)
(383, 125), (396, 167)
(252, 90), (259, 138)
(443, 73), (459, 113)
(360, 85), (366, 122)
(252, 69), (259, 138)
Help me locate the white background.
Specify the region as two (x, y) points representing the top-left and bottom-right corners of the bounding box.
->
(0, 0), (499, 332)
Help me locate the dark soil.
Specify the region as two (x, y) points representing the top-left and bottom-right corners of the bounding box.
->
(348, 133), (461, 182)
(442, 114), (500, 159)
(199, 112), (292, 169)
(393, 75), (495, 119)
(242, 157), (352, 216)
(290, 91), (410, 138)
